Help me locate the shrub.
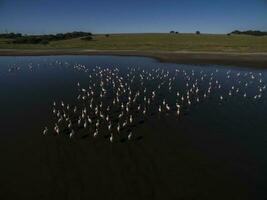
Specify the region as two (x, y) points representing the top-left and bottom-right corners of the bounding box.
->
(81, 36), (93, 41)
(40, 40), (49, 45)
(12, 36), (45, 44)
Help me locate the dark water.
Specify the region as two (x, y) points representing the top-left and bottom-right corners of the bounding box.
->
(0, 55), (267, 200)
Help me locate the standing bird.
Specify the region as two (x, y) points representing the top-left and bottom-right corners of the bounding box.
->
(93, 129), (98, 137)
(110, 133), (114, 142)
(128, 132), (132, 140)
(70, 130), (75, 138)
(43, 127), (48, 135)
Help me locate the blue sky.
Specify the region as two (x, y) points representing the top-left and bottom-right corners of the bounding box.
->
(0, 0), (267, 34)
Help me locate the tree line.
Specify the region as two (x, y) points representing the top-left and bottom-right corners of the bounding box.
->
(0, 31), (93, 44)
(169, 30), (267, 36)
(230, 30), (267, 36)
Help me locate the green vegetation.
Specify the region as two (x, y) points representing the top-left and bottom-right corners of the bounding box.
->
(0, 31), (92, 45)
(81, 36), (93, 41)
(230, 30), (267, 36)
(0, 33), (267, 52)
(0, 33), (22, 39)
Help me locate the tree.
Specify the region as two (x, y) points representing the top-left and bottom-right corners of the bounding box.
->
(196, 31), (200, 35)
(170, 31), (175, 34)
(231, 30), (241, 35)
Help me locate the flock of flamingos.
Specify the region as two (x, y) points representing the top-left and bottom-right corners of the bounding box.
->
(8, 59), (265, 143)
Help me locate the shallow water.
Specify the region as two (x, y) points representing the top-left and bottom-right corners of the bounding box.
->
(0, 55), (267, 199)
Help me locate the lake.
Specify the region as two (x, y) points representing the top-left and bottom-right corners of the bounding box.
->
(0, 55), (266, 200)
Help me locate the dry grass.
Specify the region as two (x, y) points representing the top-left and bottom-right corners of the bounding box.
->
(1, 33), (267, 52)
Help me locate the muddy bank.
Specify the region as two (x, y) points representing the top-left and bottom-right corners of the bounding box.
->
(1, 49), (267, 68)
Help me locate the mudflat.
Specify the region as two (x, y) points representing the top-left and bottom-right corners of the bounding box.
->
(1, 49), (267, 68)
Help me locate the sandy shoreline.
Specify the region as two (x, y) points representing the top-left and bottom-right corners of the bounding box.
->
(1, 49), (267, 68)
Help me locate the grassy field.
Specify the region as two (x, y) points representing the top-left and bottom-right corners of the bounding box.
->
(1, 33), (267, 52)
